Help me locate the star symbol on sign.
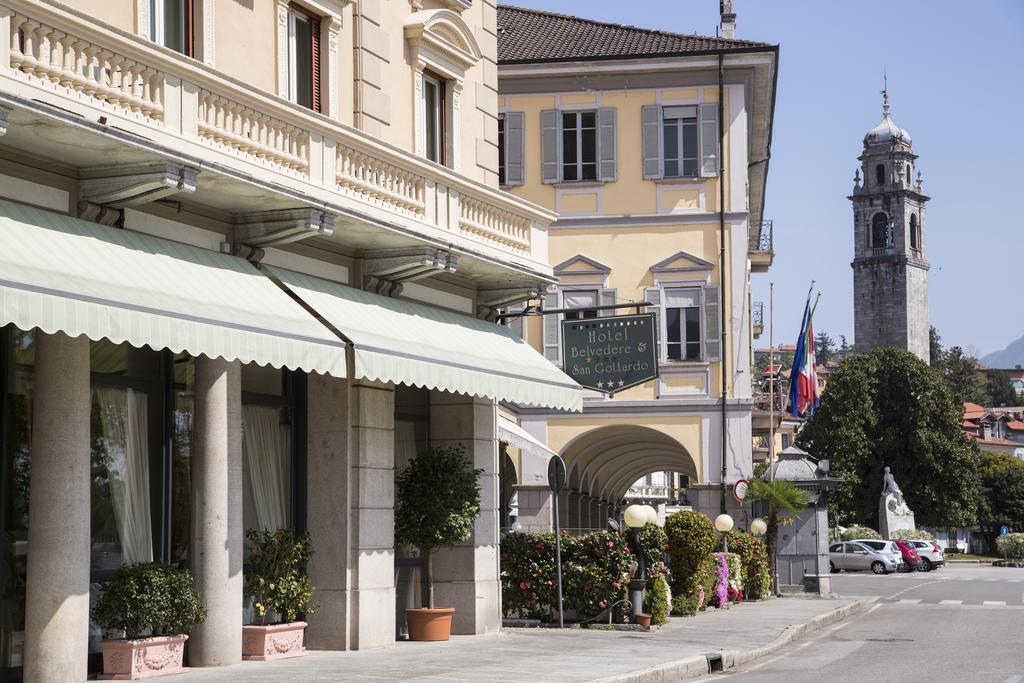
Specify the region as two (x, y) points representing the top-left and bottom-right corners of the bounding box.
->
(596, 381), (604, 389)
(618, 380), (625, 387)
(586, 357), (593, 363)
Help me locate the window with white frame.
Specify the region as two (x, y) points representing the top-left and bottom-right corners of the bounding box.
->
(286, 5), (321, 112)
(540, 108), (616, 184)
(664, 288), (702, 361)
(563, 290), (600, 320)
(422, 71), (446, 164)
(561, 111), (598, 182)
(662, 106), (699, 178)
(150, 0), (190, 55)
(642, 103), (719, 180)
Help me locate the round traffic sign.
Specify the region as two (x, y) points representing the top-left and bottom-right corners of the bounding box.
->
(547, 455), (567, 493)
(733, 479), (750, 502)
(1000, 525), (1010, 536)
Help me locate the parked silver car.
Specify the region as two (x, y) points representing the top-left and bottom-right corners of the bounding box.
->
(854, 539), (908, 571)
(907, 539), (945, 570)
(829, 541), (900, 574)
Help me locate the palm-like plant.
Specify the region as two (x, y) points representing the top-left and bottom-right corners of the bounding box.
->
(746, 480), (811, 594)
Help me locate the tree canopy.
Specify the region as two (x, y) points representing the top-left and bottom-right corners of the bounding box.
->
(797, 347), (980, 529)
(977, 451), (1024, 544)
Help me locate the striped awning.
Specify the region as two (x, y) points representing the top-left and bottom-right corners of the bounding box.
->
(268, 266), (582, 411)
(0, 200), (346, 376)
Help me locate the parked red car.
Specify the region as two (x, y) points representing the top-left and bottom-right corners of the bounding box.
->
(893, 540), (925, 572)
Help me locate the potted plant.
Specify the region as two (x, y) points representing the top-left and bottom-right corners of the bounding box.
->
(395, 445), (483, 641)
(242, 529), (318, 660)
(93, 563), (206, 680)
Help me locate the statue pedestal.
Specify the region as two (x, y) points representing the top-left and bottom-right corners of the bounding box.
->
(879, 493), (915, 538)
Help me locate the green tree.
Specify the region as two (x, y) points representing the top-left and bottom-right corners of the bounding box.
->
(798, 348), (981, 529)
(814, 332), (836, 365)
(745, 480), (810, 594)
(977, 451), (1024, 546)
(986, 370), (1018, 407)
(929, 326), (943, 367)
(940, 346), (989, 405)
(838, 334), (852, 360)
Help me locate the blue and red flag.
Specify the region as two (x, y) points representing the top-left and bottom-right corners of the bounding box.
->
(788, 286), (820, 418)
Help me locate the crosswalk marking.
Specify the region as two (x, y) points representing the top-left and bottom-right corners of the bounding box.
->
(983, 601), (1007, 606)
(897, 599), (920, 604)
(939, 600), (963, 605)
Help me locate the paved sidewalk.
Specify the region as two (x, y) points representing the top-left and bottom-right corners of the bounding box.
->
(171, 597), (873, 682)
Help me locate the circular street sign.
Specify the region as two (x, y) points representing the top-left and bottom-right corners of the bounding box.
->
(547, 455), (567, 493)
(733, 479), (750, 502)
(1000, 525), (1010, 537)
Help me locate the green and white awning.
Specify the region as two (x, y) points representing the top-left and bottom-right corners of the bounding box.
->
(268, 267), (583, 411)
(0, 200), (346, 376)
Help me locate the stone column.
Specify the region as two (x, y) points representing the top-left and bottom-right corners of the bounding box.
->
(556, 490), (570, 533)
(347, 380), (395, 650)
(597, 501), (609, 529)
(24, 332), (90, 683)
(190, 357), (243, 667)
(429, 392), (500, 635)
(566, 491), (581, 531)
(581, 495), (594, 531)
(590, 500), (603, 530)
(305, 373), (351, 650)
(513, 485), (553, 532)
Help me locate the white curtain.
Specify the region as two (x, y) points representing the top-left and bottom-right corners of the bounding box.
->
(94, 386), (153, 564)
(394, 420), (419, 473)
(242, 405), (290, 531)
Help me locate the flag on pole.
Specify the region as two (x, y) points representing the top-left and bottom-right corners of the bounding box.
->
(788, 287), (820, 418)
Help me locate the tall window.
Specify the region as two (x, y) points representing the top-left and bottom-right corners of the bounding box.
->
(910, 213), (919, 252)
(875, 164), (885, 186)
(662, 106), (699, 178)
(563, 290), (599, 320)
(871, 212), (891, 249)
(561, 111), (597, 182)
(497, 114), (506, 185)
(286, 4), (321, 112)
(150, 0), (191, 55)
(665, 288), (701, 361)
(423, 72), (446, 164)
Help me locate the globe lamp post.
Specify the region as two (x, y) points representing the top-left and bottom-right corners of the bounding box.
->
(750, 518), (767, 538)
(715, 513), (734, 554)
(623, 504), (650, 620)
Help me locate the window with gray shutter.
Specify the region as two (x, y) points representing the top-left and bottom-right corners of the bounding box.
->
(702, 284), (721, 363)
(597, 108), (617, 182)
(642, 105), (662, 179)
(541, 109), (560, 184)
(644, 286), (662, 360)
(599, 288), (617, 316)
(505, 112), (525, 186)
(504, 302), (525, 339)
(699, 103), (720, 177)
(543, 291), (560, 363)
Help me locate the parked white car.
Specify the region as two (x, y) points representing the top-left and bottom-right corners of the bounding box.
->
(852, 539), (908, 571)
(907, 540), (945, 570)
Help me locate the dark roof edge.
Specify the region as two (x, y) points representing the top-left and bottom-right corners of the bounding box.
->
(498, 43), (780, 66)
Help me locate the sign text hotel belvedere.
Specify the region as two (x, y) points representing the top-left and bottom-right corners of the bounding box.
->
(561, 313), (658, 394)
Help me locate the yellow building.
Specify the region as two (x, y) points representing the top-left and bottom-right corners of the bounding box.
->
(496, 5), (778, 529)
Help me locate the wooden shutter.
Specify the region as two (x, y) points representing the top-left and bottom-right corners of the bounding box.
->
(699, 103), (719, 177)
(599, 288), (617, 316)
(543, 291), (560, 364)
(185, 0), (195, 58)
(597, 107), (617, 182)
(505, 112), (525, 186)
(310, 14), (322, 113)
(541, 109), (560, 184)
(642, 105), (662, 179)
(703, 284), (721, 363)
(644, 287), (662, 361)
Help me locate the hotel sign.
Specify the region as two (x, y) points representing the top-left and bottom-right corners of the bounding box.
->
(561, 313), (658, 394)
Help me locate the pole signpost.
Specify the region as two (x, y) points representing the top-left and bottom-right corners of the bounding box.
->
(547, 455), (567, 628)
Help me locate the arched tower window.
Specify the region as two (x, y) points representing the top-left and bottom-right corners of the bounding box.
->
(871, 212), (891, 249)
(910, 213), (919, 252)
(905, 163), (912, 185)
(875, 164), (885, 186)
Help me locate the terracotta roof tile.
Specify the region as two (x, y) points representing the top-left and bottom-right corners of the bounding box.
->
(1008, 421), (1024, 431)
(497, 5), (774, 63)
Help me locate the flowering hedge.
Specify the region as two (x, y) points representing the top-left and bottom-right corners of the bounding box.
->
(628, 522), (669, 571)
(665, 510), (717, 599)
(889, 528), (934, 541)
(726, 530), (771, 600)
(710, 552), (743, 606)
(830, 524), (882, 541)
(996, 533), (1024, 560)
(500, 530), (631, 620)
(643, 573), (671, 625)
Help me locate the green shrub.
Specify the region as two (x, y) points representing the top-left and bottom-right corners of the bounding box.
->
(889, 528), (934, 541)
(244, 529), (318, 624)
(670, 592), (699, 617)
(726, 530), (770, 600)
(500, 530), (631, 620)
(831, 524), (882, 541)
(996, 533), (1024, 559)
(628, 522), (668, 572)
(695, 555), (719, 609)
(94, 563), (206, 639)
(643, 573), (671, 625)
(665, 510), (717, 598)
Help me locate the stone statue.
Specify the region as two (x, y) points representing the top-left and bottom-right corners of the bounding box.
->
(879, 466), (915, 537)
(882, 466), (901, 497)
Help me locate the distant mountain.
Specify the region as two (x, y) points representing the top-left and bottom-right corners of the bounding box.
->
(981, 335), (1024, 369)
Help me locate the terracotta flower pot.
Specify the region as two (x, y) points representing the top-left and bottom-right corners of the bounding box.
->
(406, 608), (455, 641)
(634, 613), (653, 629)
(242, 621), (308, 661)
(99, 634), (188, 680)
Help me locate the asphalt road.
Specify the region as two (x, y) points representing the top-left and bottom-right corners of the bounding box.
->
(696, 564), (1024, 683)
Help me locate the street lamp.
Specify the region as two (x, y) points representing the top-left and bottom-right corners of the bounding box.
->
(750, 517), (767, 538)
(715, 513), (734, 554)
(623, 504), (651, 620)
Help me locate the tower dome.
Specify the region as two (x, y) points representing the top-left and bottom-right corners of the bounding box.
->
(864, 90), (911, 146)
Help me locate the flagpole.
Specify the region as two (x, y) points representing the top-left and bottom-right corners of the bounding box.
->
(768, 282), (775, 482)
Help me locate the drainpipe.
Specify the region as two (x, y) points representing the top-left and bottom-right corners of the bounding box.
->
(718, 52), (728, 515)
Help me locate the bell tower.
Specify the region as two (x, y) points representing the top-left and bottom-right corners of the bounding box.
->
(849, 88), (930, 362)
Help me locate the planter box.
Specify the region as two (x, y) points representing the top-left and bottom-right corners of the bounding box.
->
(99, 635), (188, 680)
(242, 621), (308, 661)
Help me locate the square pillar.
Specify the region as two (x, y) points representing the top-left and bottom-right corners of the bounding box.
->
(513, 485), (553, 532)
(190, 357), (243, 667)
(24, 332), (90, 683)
(566, 491), (582, 531)
(556, 490), (570, 533)
(429, 392), (500, 636)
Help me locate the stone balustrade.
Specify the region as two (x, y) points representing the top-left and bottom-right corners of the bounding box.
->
(458, 194), (531, 254)
(336, 145), (426, 216)
(198, 90), (309, 175)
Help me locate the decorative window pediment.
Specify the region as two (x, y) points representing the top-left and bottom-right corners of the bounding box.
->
(404, 9), (482, 75)
(553, 254), (612, 280)
(650, 250), (713, 280)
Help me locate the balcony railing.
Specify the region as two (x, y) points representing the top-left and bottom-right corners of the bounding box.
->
(2, 0), (549, 264)
(750, 219), (773, 253)
(752, 301), (764, 327)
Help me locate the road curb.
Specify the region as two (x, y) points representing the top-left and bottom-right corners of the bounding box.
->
(592, 597), (880, 683)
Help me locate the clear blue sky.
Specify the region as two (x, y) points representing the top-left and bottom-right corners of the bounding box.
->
(509, 0), (1024, 357)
